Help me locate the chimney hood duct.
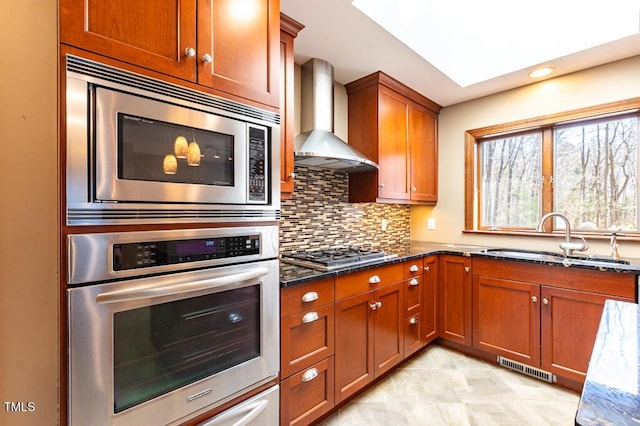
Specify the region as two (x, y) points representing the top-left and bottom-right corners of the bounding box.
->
(294, 58), (378, 172)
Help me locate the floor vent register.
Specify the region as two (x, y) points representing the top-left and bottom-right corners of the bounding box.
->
(497, 356), (555, 383)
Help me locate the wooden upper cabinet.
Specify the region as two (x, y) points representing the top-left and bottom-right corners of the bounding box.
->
(60, 0), (197, 81)
(279, 14), (304, 199)
(60, 0), (281, 108)
(197, 0), (280, 107)
(345, 71), (441, 204)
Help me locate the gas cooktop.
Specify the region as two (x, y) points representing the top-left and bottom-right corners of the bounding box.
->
(281, 247), (394, 271)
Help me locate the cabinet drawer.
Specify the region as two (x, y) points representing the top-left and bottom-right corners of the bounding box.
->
(281, 303), (335, 379)
(280, 357), (335, 426)
(336, 263), (403, 300)
(404, 275), (422, 317)
(404, 313), (423, 358)
(404, 258), (424, 278)
(281, 278), (334, 317)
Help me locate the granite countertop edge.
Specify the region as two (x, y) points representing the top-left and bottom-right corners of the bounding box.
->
(280, 241), (640, 287)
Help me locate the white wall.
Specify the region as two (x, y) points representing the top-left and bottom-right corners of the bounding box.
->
(0, 1), (59, 424)
(411, 56), (640, 258)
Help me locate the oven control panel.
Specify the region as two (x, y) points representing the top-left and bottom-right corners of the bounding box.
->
(113, 234), (260, 271)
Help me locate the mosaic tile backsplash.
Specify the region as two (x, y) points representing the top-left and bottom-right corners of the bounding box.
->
(279, 165), (410, 254)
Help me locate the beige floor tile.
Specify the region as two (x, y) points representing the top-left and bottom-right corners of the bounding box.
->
(321, 345), (580, 425)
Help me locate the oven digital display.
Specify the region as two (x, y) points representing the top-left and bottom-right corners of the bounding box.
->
(113, 235), (261, 271)
(174, 239), (219, 257)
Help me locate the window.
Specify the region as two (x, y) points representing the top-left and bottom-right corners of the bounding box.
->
(465, 98), (640, 236)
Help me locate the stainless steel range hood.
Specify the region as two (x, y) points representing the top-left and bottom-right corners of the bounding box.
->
(294, 58), (378, 172)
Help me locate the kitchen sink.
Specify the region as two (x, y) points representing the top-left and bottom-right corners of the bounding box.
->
(479, 248), (631, 267)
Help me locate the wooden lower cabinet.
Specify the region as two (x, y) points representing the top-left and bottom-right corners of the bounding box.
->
(438, 255), (472, 346)
(280, 278), (335, 426)
(334, 264), (404, 404)
(540, 286), (630, 383)
(472, 257), (635, 385)
(280, 357), (335, 426)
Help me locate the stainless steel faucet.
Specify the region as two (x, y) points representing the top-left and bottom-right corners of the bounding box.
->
(536, 212), (589, 256)
(610, 229), (621, 260)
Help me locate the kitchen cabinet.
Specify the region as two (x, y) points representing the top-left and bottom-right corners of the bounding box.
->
(345, 72), (441, 204)
(334, 264), (403, 403)
(472, 258), (635, 385)
(403, 258), (424, 357)
(279, 14), (304, 199)
(422, 255), (438, 345)
(280, 278), (335, 425)
(438, 255), (472, 346)
(60, 0), (280, 108)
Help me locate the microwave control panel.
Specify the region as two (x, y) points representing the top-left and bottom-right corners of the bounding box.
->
(113, 234), (261, 271)
(248, 125), (267, 203)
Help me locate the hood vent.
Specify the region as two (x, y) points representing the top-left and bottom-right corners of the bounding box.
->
(294, 58), (378, 172)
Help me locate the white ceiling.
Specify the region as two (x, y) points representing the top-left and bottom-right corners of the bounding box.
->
(280, 0), (640, 107)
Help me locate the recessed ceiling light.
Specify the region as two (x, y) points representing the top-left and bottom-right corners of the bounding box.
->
(352, 0), (640, 87)
(529, 67), (554, 78)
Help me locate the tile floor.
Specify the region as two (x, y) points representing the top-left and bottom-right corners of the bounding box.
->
(320, 345), (580, 426)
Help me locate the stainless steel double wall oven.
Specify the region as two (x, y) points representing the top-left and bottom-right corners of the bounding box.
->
(64, 55), (281, 425)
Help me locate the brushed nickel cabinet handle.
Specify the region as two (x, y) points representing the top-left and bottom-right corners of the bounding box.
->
(409, 317), (419, 325)
(369, 275), (381, 284)
(532, 296), (538, 303)
(301, 312), (319, 323)
(409, 278), (419, 286)
(424, 266), (430, 272)
(542, 298), (549, 305)
(184, 47), (196, 57)
(409, 265), (419, 272)
(301, 368), (319, 382)
(370, 302), (378, 311)
(301, 291), (318, 303)
(376, 301), (382, 309)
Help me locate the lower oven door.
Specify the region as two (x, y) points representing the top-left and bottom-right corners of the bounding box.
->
(68, 259), (279, 426)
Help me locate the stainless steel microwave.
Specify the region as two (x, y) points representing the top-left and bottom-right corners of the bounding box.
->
(65, 55), (280, 225)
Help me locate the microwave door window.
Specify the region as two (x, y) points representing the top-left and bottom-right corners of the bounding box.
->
(112, 285), (260, 413)
(118, 113), (235, 187)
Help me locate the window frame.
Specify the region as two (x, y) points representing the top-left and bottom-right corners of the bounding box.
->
(464, 97), (640, 238)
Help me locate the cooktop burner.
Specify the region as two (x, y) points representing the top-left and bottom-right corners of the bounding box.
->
(282, 247), (390, 271)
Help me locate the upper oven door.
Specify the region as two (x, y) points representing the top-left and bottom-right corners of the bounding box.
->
(94, 87), (260, 205)
(68, 259), (279, 426)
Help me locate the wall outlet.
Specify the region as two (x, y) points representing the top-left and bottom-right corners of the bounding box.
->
(381, 218), (388, 231)
(427, 218), (436, 230)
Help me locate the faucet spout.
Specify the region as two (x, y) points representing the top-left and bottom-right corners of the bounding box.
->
(536, 212), (589, 256)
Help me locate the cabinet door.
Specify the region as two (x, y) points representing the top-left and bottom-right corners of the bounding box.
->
(438, 255), (472, 346)
(377, 87), (410, 200)
(60, 0), (197, 81)
(472, 275), (540, 366)
(540, 286), (632, 384)
(334, 291), (374, 403)
(373, 281), (404, 376)
(409, 103), (438, 203)
(422, 255), (438, 345)
(197, 0), (280, 107)
(279, 25), (295, 198)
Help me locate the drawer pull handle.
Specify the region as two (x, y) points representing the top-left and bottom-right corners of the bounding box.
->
(302, 312), (319, 323)
(301, 368), (319, 382)
(301, 292), (319, 303)
(369, 275), (381, 284)
(409, 265), (419, 272)
(409, 317), (419, 325)
(409, 278), (419, 287)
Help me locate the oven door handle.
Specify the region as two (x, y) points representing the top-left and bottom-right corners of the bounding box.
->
(95, 267), (270, 304)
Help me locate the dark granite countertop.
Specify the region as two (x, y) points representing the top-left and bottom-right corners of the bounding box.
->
(280, 241), (640, 288)
(575, 300), (640, 425)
